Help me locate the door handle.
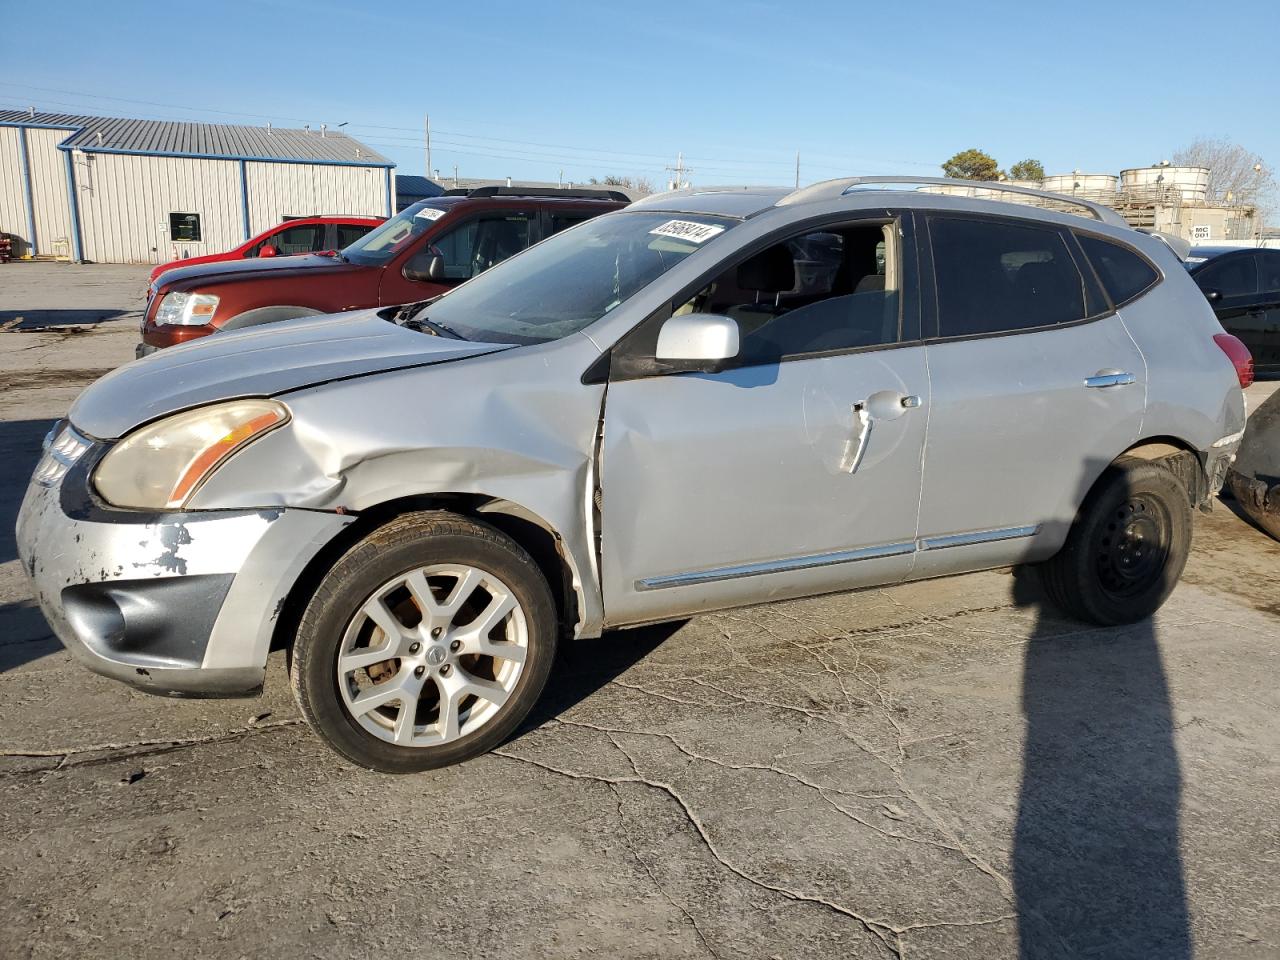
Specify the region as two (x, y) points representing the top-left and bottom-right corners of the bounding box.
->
(840, 391), (921, 474)
(1084, 371), (1136, 389)
(839, 403), (874, 474)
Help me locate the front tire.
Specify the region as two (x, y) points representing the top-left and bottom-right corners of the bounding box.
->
(290, 511), (557, 773)
(1036, 457), (1193, 626)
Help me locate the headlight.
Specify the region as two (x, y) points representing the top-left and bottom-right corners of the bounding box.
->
(93, 400), (288, 509)
(154, 291), (220, 326)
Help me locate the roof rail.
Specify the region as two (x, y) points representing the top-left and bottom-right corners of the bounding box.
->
(627, 185), (786, 209)
(778, 176), (1130, 227)
(444, 186), (630, 203)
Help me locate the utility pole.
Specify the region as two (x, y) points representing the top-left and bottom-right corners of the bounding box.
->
(424, 114), (432, 179)
(666, 152), (691, 190)
(795, 151), (800, 189)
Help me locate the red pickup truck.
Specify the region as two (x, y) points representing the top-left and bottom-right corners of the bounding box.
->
(138, 187), (629, 355)
(148, 215), (384, 286)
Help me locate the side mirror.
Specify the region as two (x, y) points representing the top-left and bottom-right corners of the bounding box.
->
(1204, 288), (1222, 303)
(655, 313), (740, 363)
(259, 244), (278, 258)
(403, 250), (446, 283)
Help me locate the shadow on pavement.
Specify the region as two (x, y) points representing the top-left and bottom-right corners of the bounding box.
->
(1012, 571), (1190, 959)
(0, 418), (56, 565)
(1, 309), (128, 330)
(519, 620), (687, 734)
(0, 601), (59, 672)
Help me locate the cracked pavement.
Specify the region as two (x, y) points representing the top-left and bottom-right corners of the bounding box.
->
(2, 263), (1279, 959)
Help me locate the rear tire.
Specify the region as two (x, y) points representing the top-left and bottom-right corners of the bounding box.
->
(290, 511), (557, 773)
(1036, 457), (1193, 626)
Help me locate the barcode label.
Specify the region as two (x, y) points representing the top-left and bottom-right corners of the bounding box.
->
(649, 220), (725, 244)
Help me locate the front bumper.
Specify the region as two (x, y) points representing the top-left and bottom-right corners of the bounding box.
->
(16, 438), (353, 697)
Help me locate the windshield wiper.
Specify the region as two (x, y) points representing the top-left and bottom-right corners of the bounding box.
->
(390, 298), (466, 339)
(407, 316), (466, 339)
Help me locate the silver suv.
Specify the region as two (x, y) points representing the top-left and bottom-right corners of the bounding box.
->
(17, 177), (1251, 772)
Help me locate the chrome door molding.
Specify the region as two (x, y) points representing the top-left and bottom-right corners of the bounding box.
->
(635, 524), (1040, 591)
(918, 524), (1040, 551)
(636, 541), (917, 591)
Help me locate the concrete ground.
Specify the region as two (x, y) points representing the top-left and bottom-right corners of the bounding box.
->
(1, 262), (1278, 960)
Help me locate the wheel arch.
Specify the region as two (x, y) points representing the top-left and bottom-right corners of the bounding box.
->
(219, 304), (323, 331)
(270, 493), (583, 657)
(1119, 435), (1210, 508)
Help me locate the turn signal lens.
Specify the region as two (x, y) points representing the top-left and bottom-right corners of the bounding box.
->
(93, 400), (288, 509)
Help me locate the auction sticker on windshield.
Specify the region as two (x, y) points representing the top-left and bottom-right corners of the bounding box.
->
(415, 207), (447, 221)
(649, 220), (726, 244)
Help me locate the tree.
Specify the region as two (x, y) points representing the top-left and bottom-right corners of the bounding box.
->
(1171, 138), (1274, 207)
(941, 148), (1002, 181)
(1008, 158), (1045, 182)
(589, 175), (655, 196)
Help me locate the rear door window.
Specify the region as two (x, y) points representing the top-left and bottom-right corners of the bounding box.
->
(1076, 234), (1159, 306)
(1195, 255), (1259, 298)
(929, 216), (1089, 337)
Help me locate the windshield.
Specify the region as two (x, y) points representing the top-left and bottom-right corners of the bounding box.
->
(343, 201), (452, 265)
(414, 211), (738, 345)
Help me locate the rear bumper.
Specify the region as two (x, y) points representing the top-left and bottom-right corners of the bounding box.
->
(15, 440), (353, 697)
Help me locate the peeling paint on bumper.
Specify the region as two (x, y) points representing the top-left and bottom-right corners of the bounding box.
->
(15, 471), (353, 697)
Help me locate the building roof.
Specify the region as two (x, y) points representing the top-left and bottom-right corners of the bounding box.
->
(0, 109), (393, 167)
(396, 175), (447, 198)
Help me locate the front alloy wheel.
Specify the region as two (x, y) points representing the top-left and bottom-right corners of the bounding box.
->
(338, 564), (529, 747)
(291, 512), (557, 772)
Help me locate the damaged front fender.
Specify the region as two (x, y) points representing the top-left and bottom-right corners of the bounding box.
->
(188, 334), (610, 637)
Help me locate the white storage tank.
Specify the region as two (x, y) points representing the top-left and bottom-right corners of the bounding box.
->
(1042, 173), (1118, 196)
(1120, 166), (1209, 201)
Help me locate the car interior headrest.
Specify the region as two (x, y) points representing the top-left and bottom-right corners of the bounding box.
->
(737, 245), (796, 294)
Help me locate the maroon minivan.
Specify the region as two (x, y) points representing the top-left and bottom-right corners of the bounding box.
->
(138, 187), (628, 355)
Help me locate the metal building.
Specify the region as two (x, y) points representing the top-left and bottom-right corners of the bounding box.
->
(0, 110), (394, 264)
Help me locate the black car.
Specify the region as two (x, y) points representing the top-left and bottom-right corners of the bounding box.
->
(1186, 246), (1280, 376)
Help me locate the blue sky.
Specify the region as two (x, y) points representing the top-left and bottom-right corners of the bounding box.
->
(2, 0), (1276, 192)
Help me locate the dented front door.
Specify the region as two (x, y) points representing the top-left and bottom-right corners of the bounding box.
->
(598, 348), (929, 627)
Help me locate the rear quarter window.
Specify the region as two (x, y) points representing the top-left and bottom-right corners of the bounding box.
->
(1076, 234), (1159, 306)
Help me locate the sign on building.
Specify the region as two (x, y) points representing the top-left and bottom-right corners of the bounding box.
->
(1192, 224), (1212, 242)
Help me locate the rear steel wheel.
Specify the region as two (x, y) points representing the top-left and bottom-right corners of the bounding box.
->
(1035, 457), (1192, 626)
(1094, 494), (1173, 602)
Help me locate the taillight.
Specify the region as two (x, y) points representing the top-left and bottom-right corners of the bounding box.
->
(1214, 333), (1254, 389)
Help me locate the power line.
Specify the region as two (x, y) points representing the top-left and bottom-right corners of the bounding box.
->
(0, 81), (940, 173)
(0, 82), (943, 181)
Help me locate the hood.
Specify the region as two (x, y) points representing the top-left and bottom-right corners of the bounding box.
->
(155, 253), (358, 290)
(70, 309), (511, 440)
(150, 248), (244, 282)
